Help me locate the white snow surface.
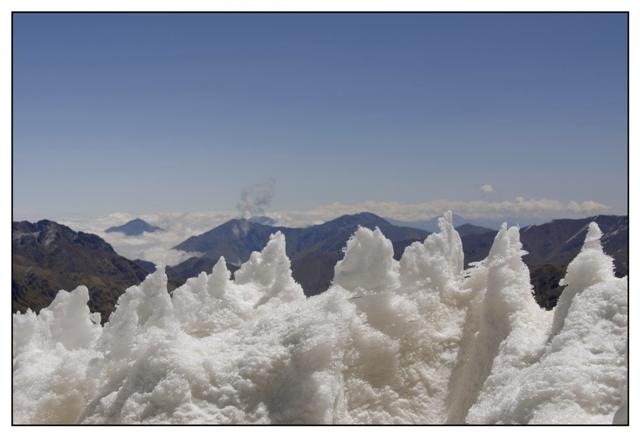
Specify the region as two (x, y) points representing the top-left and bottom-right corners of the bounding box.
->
(12, 212), (627, 424)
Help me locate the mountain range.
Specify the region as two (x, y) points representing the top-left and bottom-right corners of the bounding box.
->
(386, 214), (539, 233)
(460, 215), (628, 308)
(170, 212), (429, 295)
(12, 213), (628, 322)
(167, 213), (627, 309)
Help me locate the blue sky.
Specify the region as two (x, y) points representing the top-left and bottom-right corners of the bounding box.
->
(13, 13), (628, 219)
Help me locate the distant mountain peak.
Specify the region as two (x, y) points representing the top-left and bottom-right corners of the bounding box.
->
(385, 214), (474, 233)
(329, 212), (391, 227)
(455, 223), (496, 237)
(106, 218), (163, 236)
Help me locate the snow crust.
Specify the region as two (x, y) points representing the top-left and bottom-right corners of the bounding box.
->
(13, 212), (627, 424)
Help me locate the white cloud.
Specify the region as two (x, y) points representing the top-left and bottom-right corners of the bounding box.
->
(57, 197), (610, 264)
(59, 211), (236, 266)
(480, 184), (495, 193)
(277, 197), (610, 225)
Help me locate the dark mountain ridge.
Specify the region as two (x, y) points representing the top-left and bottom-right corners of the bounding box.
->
(13, 220), (150, 322)
(170, 213), (429, 294)
(461, 214), (628, 309)
(461, 215), (628, 269)
(169, 212), (628, 308)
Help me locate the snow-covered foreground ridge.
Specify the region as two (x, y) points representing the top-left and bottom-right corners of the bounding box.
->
(13, 212), (627, 424)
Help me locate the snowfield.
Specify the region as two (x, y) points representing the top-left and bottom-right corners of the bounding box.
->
(12, 212), (627, 424)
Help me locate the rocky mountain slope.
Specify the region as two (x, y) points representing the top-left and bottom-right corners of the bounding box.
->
(461, 215), (628, 308)
(13, 220), (150, 322)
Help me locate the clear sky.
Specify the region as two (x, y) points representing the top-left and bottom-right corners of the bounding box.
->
(13, 13), (628, 219)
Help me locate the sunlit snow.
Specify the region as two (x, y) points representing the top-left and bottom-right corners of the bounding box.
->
(12, 212), (627, 424)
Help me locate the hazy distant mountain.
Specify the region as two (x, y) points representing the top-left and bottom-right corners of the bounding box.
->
(386, 214), (494, 238)
(13, 220), (149, 322)
(170, 212), (429, 295)
(386, 214), (471, 232)
(173, 218), (279, 266)
(387, 215), (553, 232)
(455, 223), (495, 237)
(133, 258), (156, 272)
(106, 218), (163, 236)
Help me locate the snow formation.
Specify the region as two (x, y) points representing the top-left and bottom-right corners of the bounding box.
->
(13, 212), (627, 424)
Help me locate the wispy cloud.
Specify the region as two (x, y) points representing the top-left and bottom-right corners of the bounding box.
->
(274, 197), (610, 226)
(237, 178), (276, 219)
(480, 184), (495, 193)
